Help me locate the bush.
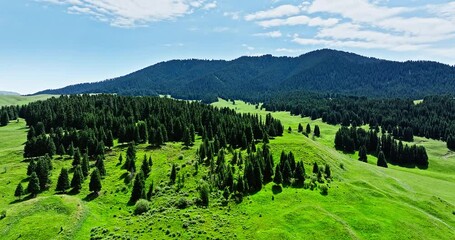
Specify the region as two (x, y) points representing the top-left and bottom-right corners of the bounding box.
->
(175, 197), (189, 209)
(134, 199), (150, 215)
(320, 184), (329, 196)
(197, 180), (210, 207)
(0, 210), (6, 220)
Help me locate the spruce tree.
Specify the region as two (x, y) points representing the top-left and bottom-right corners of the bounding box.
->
(72, 148), (81, 167)
(0, 111), (9, 126)
(36, 157), (50, 190)
(146, 181), (154, 200)
(182, 127), (192, 147)
(294, 162), (305, 186)
(67, 142), (75, 158)
(312, 162), (319, 174)
(15, 183), (24, 199)
(141, 155), (151, 178)
(27, 159), (36, 176)
(298, 123), (303, 133)
(273, 165), (283, 185)
(27, 172), (40, 197)
(358, 145), (368, 162)
(377, 151), (388, 168)
(57, 144), (66, 157)
(71, 165), (84, 192)
(81, 153), (90, 178)
(306, 123), (311, 134)
(314, 125), (321, 137)
(324, 164), (331, 179)
(106, 130), (114, 149)
(95, 156), (106, 177)
(130, 171), (146, 203)
(56, 168), (70, 193)
(89, 168), (102, 194)
(170, 164), (177, 184)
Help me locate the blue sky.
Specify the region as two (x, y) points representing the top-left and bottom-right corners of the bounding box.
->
(1, 0), (455, 94)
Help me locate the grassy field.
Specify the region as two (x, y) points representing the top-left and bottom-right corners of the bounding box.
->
(0, 94), (56, 107)
(0, 98), (454, 239)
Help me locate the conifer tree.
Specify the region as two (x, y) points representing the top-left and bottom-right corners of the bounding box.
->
(81, 153), (90, 178)
(273, 165), (283, 185)
(314, 125), (321, 137)
(377, 151), (388, 168)
(170, 164), (177, 184)
(71, 165), (84, 192)
(27, 159), (36, 176)
(118, 154), (123, 165)
(95, 156), (106, 177)
(306, 123), (311, 134)
(294, 162), (305, 186)
(106, 130), (114, 149)
(57, 144), (66, 157)
(359, 145), (368, 162)
(0, 111), (9, 126)
(36, 157), (50, 190)
(182, 127), (192, 147)
(15, 183), (24, 199)
(67, 142), (75, 158)
(146, 181), (154, 201)
(324, 164), (331, 179)
(141, 155), (151, 178)
(28, 172), (40, 197)
(298, 123), (303, 133)
(130, 171), (146, 203)
(89, 168), (102, 194)
(72, 148), (81, 167)
(56, 168), (70, 193)
(312, 162), (319, 174)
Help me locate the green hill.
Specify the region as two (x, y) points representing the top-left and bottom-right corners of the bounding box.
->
(0, 98), (453, 239)
(0, 94), (56, 107)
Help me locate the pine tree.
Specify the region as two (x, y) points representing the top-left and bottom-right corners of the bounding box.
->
(72, 148), (81, 167)
(273, 165), (283, 185)
(298, 123), (303, 133)
(15, 183), (24, 199)
(95, 156), (106, 177)
(312, 162), (319, 174)
(0, 111), (9, 126)
(170, 164), (177, 184)
(324, 164), (331, 179)
(282, 161), (292, 185)
(130, 171), (146, 203)
(106, 130), (114, 149)
(182, 127), (192, 147)
(71, 165), (84, 192)
(27, 159), (36, 176)
(57, 144), (66, 157)
(146, 181), (154, 200)
(141, 155), (151, 178)
(89, 168), (102, 194)
(377, 151), (388, 168)
(306, 123), (311, 134)
(358, 145), (368, 162)
(55, 168), (70, 193)
(36, 157), (50, 190)
(81, 153), (90, 178)
(67, 142), (75, 157)
(294, 162), (305, 186)
(314, 125), (321, 137)
(28, 172), (40, 197)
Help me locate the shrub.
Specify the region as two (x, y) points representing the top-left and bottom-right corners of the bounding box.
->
(0, 210), (6, 220)
(197, 180), (210, 207)
(134, 199), (150, 215)
(175, 197), (189, 209)
(320, 184), (329, 195)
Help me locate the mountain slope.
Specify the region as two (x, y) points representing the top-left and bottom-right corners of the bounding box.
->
(36, 49), (455, 101)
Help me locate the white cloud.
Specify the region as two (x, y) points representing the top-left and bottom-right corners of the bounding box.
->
(242, 44), (255, 51)
(224, 11), (240, 20)
(253, 31), (282, 38)
(257, 15), (339, 28)
(38, 0), (215, 28)
(245, 4), (301, 21)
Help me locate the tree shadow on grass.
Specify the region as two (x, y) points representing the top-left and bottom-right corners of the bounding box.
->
(83, 192), (99, 202)
(9, 194), (34, 204)
(66, 188), (81, 196)
(272, 185), (282, 195)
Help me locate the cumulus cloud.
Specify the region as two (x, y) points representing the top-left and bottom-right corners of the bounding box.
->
(245, 4), (301, 21)
(257, 15), (339, 28)
(253, 31), (282, 38)
(38, 0), (216, 27)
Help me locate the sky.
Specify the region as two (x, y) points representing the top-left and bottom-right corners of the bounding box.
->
(1, 0), (455, 94)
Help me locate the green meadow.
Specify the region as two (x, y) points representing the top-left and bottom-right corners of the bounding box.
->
(0, 97), (453, 239)
(0, 95), (56, 107)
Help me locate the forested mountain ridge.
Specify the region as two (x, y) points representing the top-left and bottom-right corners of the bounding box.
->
(35, 49), (455, 101)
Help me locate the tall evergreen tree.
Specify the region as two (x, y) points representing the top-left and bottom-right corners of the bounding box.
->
(89, 168), (102, 194)
(312, 162), (319, 174)
(14, 183), (24, 199)
(72, 148), (81, 167)
(377, 151), (388, 168)
(27, 159), (36, 176)
(306, 123), (311, 134)
(314, 125), (321, 137)
(81, 153), (90, 178)
(170, 164), (177, 184)
(0, 111), (9, 126)
(95, 156), (106, 177)
(146, 181), (154, 201)
(71, 165), (84, 192)
(141, 155), (151, 178)
(56, 168), (70, 193)
(27, 172), (40, 197)
(106, 130), (114, 149)
(273, 165), (283, 185)
(298, 123), (303, 133)
(358, 145), (368, 162)
(130, 171), (146, 203)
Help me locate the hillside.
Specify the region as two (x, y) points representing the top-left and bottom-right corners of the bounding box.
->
(0, 91), (20, 96)
(35, 49), (455, 101)
(0, 96), (454, 239)
(0, 95), (56, 107)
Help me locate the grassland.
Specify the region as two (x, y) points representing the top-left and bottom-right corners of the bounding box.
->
(0, 94), (56, 107)
(0, 98), (454, 239)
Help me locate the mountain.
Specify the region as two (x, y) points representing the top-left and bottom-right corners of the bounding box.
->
(0, 91), (20, 96)
(35, 49), (455, 101)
